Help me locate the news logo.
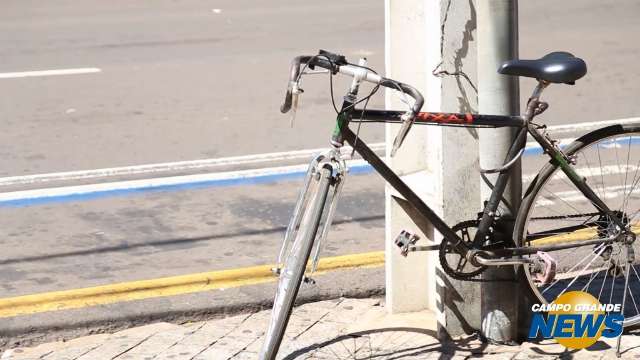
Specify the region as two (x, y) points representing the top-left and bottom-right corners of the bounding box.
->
(528, 291), (624, 349)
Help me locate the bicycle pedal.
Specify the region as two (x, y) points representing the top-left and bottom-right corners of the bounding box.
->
(394, 230), (420, 257)
(533, 251), (556, 285)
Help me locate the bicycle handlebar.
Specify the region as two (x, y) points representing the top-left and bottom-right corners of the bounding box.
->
(280, 51), (424, 115)
(378, 78), (424, 114)
(281, 50), (425, 155)
(280, 56), (312, 113)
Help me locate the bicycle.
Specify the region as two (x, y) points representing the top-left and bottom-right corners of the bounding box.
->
(259, 49), (640, 359)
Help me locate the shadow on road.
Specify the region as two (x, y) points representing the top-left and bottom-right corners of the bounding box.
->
(0, 215), (383, 266)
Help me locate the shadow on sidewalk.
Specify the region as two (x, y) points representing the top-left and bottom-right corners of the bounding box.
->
(280, 327), (491, 359)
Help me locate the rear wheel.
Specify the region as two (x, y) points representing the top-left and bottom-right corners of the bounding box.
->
(515, 124), (640, 326)
(259, 165), (333, 360)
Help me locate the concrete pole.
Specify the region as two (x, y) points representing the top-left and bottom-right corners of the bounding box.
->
(384, 0), (439, 314)
(477, 0), (521, 342)
(385, 0), (482, 338)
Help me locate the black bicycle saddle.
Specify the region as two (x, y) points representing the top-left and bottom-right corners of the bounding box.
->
(498, 52), (587, 84)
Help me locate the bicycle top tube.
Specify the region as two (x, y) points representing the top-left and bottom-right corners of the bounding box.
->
(351, 109), (526, 128)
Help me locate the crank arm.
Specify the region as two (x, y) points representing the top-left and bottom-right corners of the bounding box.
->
(474, 255), (535, 266)
(408, 244), (440, 252)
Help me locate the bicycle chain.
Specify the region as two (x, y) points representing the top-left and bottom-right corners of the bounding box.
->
(530, 212), (599, 221)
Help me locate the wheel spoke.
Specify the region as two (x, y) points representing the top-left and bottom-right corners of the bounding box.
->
(522, 130), (640, 327)
(558, 245), (608, 295)
(582, 258), (611, 293)
(597, 143), (608, 203)
(620, 136), (633, 212)
(541, 244), (606, 295)
(581, 151), (605, 200)
(627, 275), (639, 318)
(609, 248), (622, 306)
(598, 255), (611, 303)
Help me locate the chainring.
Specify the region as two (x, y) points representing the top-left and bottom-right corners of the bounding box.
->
(439, 220), (488, 280)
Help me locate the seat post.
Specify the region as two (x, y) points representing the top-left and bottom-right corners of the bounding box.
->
(524, 80), (550, 122)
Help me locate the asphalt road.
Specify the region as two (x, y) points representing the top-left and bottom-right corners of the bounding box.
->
(1, 0), (639, 175)
(0, 0), (639, 341)
(0, 0), (386, 176)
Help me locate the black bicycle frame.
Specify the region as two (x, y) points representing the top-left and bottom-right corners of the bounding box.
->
(337, 104), (626, 258)
(351, 109), (524, 128)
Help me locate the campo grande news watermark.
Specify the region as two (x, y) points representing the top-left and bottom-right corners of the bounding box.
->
(528, 291), (624, 349)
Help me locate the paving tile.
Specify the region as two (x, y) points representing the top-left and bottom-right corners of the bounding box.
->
(319, 298), (375, 325)
(113, 326), (192, 359)
(41, 334), (111, 360)
(193, 311), (269, 360)
(230, 351), (259, 359)
(155, 314), (251, 360)
(11, 298), (640, 360)
(191, 346), (237, 360)
(276, 321), (339, 356)
(76, 323), (180, 360)
(512, 352), (556, 360)
(1, 341), (67, 360)
(194, 336), (257, 360)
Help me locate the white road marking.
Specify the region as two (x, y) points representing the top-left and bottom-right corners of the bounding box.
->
(0, 117), (639, 206)
(535, 184), (633, 206)
(3, 117), (636, 188)
(0, 159), (371, 205)
(0, 68), (101, 79)
(544, 117), (640, 135)
(0, 144), (385, 187)
(522, 164), (640, 183)
(8, 160), (631, 206)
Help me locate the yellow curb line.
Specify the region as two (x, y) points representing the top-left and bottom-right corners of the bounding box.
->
(530, 225), (640, 246)
(0, 251), (384, 318)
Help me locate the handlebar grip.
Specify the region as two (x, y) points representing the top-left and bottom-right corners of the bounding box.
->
(280, 89), (293, 113)
(281, 56), (312, 113)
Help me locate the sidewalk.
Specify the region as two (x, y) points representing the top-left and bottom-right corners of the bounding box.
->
(3, 297), (640, 359)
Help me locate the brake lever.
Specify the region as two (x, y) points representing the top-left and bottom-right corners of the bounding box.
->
(289, 82), (303, 127)
(390, 111), (416, 156)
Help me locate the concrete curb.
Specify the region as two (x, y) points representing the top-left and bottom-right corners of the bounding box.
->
(0, 267), (385, 350)
(0, 251), (384, 319)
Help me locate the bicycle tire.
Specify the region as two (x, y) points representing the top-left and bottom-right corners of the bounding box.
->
(259, 165), (333, 360)
(514, 123), (640, 326)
